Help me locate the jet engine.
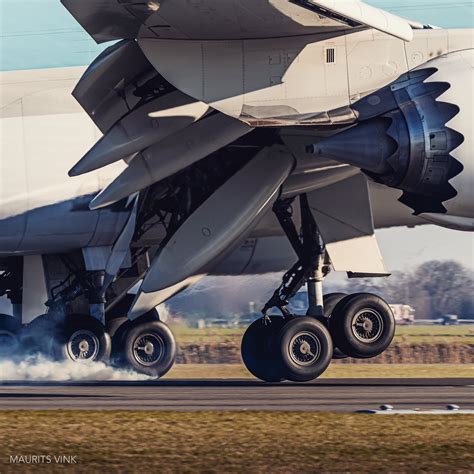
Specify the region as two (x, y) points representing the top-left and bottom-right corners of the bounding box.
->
(309, 50), (474, 230)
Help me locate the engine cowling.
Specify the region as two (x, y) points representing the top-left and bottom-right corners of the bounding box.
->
(309, 49), (474, 230)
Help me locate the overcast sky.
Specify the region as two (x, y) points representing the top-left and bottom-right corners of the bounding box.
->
(376, 226), (474, 272)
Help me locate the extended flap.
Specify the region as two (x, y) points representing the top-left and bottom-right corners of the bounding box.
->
(307, 173), (387, 275)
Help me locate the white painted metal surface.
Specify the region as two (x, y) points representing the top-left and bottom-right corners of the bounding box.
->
(62, 0), (415, 42)
(0, 67), (127, 254)
(307, 174), (387, 274)
(419, 49), (474, 228)
(138, 29), (469, 124)
(308, 0), (413, 41)
(69, 91), (210, 176)
(90, 113), (253, 209)
(21, 255), (48, 324)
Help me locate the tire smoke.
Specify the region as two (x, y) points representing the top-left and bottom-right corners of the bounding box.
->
(0, 354), (152, 382)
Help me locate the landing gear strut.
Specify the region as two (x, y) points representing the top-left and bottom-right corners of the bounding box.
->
(241, 194), (395, 382)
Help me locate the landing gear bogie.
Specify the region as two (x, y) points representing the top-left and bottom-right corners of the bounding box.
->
(241, 194), (397, 383)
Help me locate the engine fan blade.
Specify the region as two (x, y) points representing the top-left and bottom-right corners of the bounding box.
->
(128, 145), (295, 319)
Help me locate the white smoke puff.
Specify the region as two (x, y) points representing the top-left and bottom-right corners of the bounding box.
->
(156, 302), (172, 322)
(0, 354), (151, 382)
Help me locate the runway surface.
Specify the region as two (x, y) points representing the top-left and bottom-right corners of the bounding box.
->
(0, 378), (473, 412)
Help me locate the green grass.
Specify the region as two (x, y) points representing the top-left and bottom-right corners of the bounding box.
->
(1, 411), (473, 472)
(170, 324), (474, 345)
(395, 324), (474, 343)
(164, 364), (474, 379)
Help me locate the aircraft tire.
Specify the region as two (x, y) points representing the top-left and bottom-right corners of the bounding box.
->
(122, 320), (176, 378)
(54, 314), (112, 363)
(0, 314), (21, 358)
(329, 293), (395, 359)
(109, 309), (160, 363)
(276, 316), (333, 382)
(241, 315), (289, 382)
(321, 293), (349, 360)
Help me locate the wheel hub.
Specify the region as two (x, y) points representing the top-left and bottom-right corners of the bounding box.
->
(78, 340), (90, 352)
(143, 342), (154, 355)
(289, 331), (321, 366)
(133, 333), (164, 366)
(351, 309), (384, 343)
(67, 330), (100, 361)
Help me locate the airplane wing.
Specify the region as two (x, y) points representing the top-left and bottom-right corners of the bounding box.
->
(61, 0), (461, 321)
(61, 0), (415, 43)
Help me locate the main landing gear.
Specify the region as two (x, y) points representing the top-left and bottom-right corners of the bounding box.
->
(240, 194), (395, 382)
(52, 304), (176, 377)
(0, 255), (176, 377)
(19, 301), (177, 377)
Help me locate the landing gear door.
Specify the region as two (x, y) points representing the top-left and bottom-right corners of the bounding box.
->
(307, 173), (388, 275)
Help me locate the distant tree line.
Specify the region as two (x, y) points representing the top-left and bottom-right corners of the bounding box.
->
(165, 260), (473, 321)
(344, 260), (474, 320)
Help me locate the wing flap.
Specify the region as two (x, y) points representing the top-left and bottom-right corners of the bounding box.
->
(72, 40), (153, 132)
(307, 173), (388, 275)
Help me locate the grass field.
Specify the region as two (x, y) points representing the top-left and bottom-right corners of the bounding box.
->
(164, 363), (474, 379)
(1, 411), (473, 472)
(170, 324), (474, 345)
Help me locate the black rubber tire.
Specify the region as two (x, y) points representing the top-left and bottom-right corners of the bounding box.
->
(277, 317), (333, 382)
(323, 293), (347, 316)
(107, 316), (129, 341)
(330, 293), (395, 359)
(54, 314), (112, 363)
(109, 309), (160, 363)
(323, 293), (349, 360)
(123, 320), (176, 378)
(241, 315), (289, 382)
(20, 313), (60, 356)
(0, 314), (21, 358)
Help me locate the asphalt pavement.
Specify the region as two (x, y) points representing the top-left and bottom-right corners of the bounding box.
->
(0, 378), (473, 412)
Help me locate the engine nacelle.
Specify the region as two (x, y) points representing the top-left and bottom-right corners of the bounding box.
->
(309, 50), (474, 230)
